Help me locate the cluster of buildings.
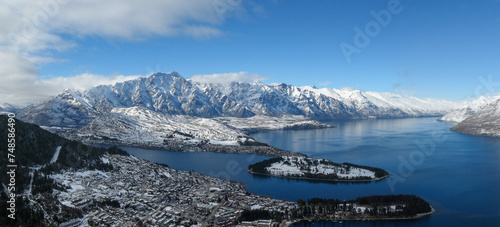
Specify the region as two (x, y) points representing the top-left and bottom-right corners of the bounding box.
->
(51, 154), (298, 226)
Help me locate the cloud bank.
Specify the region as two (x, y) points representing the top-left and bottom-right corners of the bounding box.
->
(0, 67), (143, 106)
(0, 0), (248, 106)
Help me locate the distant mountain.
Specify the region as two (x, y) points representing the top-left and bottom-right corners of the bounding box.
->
(438, 96), (500, 122)
(451, 98), (500, 137)
(0, 103), (19, 113)
(17, 72), (462, 129)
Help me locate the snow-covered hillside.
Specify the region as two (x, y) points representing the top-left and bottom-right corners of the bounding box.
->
(451, 98), (500, 137)
(438, 96), (500, 122)
(64, 107), (331, 149)
(216, 115), (333, 133)
(297, 86), (462, 119)
(64, 106), (249, 147)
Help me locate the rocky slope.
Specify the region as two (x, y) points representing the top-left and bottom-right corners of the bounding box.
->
(438, 96), (499, 122)
(451, 98), (500, 137)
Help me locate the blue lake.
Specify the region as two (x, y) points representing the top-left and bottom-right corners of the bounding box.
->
(111, 117), (500, 226)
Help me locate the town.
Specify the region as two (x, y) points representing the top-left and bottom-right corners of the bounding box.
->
(49, 153), (432, 227)
(51, 154), (298, 226)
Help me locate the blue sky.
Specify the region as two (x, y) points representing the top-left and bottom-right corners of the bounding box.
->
(3, 0), (500, 105)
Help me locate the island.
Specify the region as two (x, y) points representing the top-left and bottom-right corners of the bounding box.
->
(247, 156), (390, 182)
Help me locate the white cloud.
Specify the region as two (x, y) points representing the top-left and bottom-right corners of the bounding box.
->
(42, 74), (145, 91)
(3, 0), (247, 53)
(0, 53), (144, 106)
(189, 72), (268, 84)
(5, 0), (237, 44)
(395, 88), (417, 97)
(340, 87), (356, 91)
(0, 0), (251, 106)
(318, 81), (331, 86)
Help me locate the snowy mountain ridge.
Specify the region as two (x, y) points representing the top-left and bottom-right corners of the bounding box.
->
(17, 72), (463, 128)
(14, 72), (467, 148)
(438, 95), (500, 122)
(451, 98), (500, 137)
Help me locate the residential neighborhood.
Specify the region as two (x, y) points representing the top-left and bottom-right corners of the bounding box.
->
(51, 154), (298, 226)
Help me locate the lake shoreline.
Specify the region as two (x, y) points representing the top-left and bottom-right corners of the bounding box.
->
(286, 206), (436, 226)
(247, 168), (390, 182)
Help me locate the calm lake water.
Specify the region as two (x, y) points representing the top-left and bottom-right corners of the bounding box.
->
(112, 117), (500, 226)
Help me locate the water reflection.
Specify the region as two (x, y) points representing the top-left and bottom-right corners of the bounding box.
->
(252, 118), (439, 156)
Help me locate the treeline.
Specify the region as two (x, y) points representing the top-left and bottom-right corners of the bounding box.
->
(0, 115), (66, 166)
(238, 140), (268, 146)
(354, 194), (431, 216)
(318, 159), (389, 179)
(0, 116), (129, 191)
(0, 116), (130, 225)
(0, 115), (67, 193)
(239, 209), (288, 223)
(238, 194), (431, 223)
(295, 194), (431, 218)
(52, 141), (120, 172)
(0, 192), (46, 227)
(301, 172), (375, 181)
(247, 156), (389, 181)
(239, 209), (272, 221)
(247, 157), (284, 173)
(32, 171), (66, 194)
(96, 198), (121, 208)
(343, 162), (389, 179)
(237, 136), (269, 146)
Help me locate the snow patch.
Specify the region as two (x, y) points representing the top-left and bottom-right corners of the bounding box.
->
(50, 146), (62, 164)
(101, 157), (109, 164)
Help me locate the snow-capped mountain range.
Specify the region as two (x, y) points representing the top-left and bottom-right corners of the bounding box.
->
(13, 72), (465, 147)
(17, 72), (462, 126)
(438, 95), (500, 122)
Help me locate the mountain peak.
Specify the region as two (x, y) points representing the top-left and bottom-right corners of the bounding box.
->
(150, 71), (182, 79)
(439, 95), (500, 122)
